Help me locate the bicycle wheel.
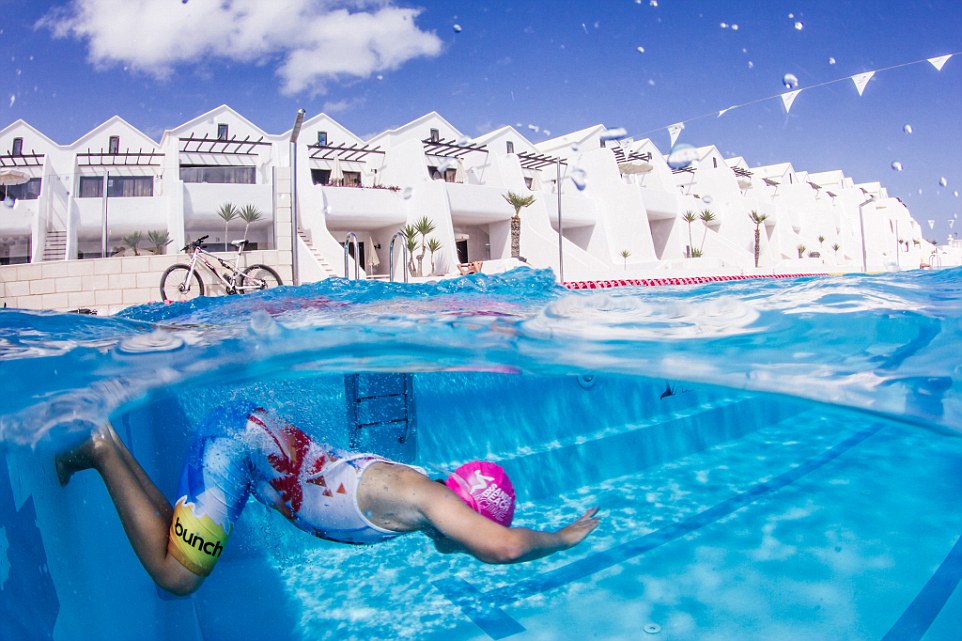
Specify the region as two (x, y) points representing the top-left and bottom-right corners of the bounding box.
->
(238, 264), (283, 293)
(160, 264), (205, 302)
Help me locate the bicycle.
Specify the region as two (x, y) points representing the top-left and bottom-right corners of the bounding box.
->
(159, 235), (283, 302)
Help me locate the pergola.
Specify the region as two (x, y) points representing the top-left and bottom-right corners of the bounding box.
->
(308, 142), (385, 162)
(77, 148), (164, 166)
(179, 133), (271, 155)
(420, 137), (488, 159)
(515, 150), (566, 170)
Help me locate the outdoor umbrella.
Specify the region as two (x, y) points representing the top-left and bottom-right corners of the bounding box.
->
(0, 169), (29, 203)
(330, 158), (344, 186)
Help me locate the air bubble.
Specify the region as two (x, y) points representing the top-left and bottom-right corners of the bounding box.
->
(939, 177), (948, 187)
(667, 143), (699, 170)
(720, 22), (728, 29)
(636, 46), (645, 54)
(731, 24), (739, 31)
(570, 167), (588, 191)
(702, 195), (713, 204)
(828, 56), (836, 65)
(747, 61), (754, 69)
(643, 623), (662, 634)
(402, 187), (413, 199)
(903, 124), (913, 134)
(782, 73), (799, 89)
(891, 161), (902, 172)
(794, 21), (804, 30)
(649, 0), (658, 6)
(453, 24), (462, 33)
(600, 127), (628, 141)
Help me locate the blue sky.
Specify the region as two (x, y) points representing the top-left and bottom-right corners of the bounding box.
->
(3, 0), (960, 239)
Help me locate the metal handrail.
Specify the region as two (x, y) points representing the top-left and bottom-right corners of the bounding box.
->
(343, 232), (360, 279)
(389, 231), (409, 283)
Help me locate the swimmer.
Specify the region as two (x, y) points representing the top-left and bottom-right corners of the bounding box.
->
(57, 403), (600, 596)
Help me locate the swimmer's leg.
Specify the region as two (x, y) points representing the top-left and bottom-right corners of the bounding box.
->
(57, 425), (204, 596)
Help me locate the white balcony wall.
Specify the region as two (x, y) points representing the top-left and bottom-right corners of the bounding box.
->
(321, 186), (407, 229)
(182, 183), (273, 231)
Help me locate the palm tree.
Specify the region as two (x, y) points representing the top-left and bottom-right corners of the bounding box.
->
(698, 209), (716, 253)
(832, 242), (840, 260)
(216, 203), (239, 251)
(682, 210), (697, 257)
(620, 249), (631, 270)
(401, 225), (418, 276)
(749, 210), (768, 268)
(503, 191), (536, 258)
(427, 238), (443, 275)
(818, 234), (825, 249)
(147, 230), (172, 255)
(122, 231), (143, 256)
(797, 244), (806, 258)
(413, 216), (437, 276)
(238, 204), (263, 241)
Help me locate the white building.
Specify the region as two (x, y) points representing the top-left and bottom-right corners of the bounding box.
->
(0, 104), (950, 310)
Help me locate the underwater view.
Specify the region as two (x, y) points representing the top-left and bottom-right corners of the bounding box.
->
(2, 267), (961, 640)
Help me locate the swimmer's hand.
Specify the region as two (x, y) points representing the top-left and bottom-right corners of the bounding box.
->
(556, 507), (601, 549)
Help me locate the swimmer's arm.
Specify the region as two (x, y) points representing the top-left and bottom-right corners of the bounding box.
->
(415, 479), (600, 564)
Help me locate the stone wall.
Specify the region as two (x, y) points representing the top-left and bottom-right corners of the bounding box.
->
(0, 249), (294, 315)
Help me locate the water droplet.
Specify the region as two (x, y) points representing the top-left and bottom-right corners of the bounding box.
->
(649, 0), (658, 6)
(828, 56), (836, 65)
(903, 124), (913, 134)
(747, 61), (754, 69)
(527, 124), (540, 133)
(918, 188), (924, 195)
(702, 195), (713, 204)
(782, 73), (799, 89)
(455, 135), (470, 146)
(453, 24), (462, 33)
(940, 177), (948, 187)
(954, 191), (959, 198)
(570, 167), (588, 191)
(647, 79), (656, 86)
(891, 161), (902, 172)
(928, 219), (935, 229)
(8, 94), (13, 108)
(720, 22), (728, 29)
(788, 12), (794, 19)
(731, 24), (739, 31)
(643, 623), (662, 634)
(794, 21), (804, 30)
(600, 127), (628, 141)
(636, 46), (645, 54)
(402, 187), (413, 199)
(667, 143), (699, 170)
(376, 74), (384, 81)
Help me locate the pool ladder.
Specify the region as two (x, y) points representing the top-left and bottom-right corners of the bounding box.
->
(345, 373), (417, 462)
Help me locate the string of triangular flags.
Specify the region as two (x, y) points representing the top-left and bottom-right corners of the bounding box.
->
(663, 53), (957, 148)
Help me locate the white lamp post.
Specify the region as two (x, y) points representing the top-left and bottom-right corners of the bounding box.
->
(290, 108), (306, 285)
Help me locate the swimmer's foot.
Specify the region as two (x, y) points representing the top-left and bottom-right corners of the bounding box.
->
(55, 425), (111, 486)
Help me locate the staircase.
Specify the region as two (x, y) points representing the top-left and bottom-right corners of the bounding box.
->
(43, 230), (67, 261)
(345, 373), (417, 462)
(297, 229), (338, 278)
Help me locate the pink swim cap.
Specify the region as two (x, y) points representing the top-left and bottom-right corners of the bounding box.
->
(445, 461), (516, 527)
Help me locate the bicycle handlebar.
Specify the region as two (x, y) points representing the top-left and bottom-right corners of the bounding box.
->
(181, 235), (210, 252)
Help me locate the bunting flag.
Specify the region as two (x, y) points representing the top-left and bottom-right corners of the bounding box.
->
(851, 71), (875, 96)
(667, 122), (685, 147)
(641, 50), (961, 143)
(928, 54), (952, 71)
(780, 89), (802, 113)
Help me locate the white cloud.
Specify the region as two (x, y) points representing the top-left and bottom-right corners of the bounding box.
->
(37, 0), (443, 95)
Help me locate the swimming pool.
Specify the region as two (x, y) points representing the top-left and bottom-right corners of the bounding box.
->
(2, 267), (960, 640)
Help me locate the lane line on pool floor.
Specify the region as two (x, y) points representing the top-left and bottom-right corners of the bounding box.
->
(433, 423), (884, 640)
(881, 531), (962, 641)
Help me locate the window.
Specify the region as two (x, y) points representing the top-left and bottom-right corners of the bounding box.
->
(317, 131), (328, 146)
(343, 171), (361, 187)
(217, 124), (229, 141)
(107, 176), (153, 197)
(78, 176), (154, 197)
(180, 165), (255, 184)
(506, 141), (515, 154)
(109, 136), (120, 155)
(311, 169), (331, 185)
(11, 137), (23, 156)
(79, 176), (103, 198)
(4, 177), (42, 200)
(524, 177), (533, 189)
(712, 157), (717, 168)
(429, 128), (440, 142)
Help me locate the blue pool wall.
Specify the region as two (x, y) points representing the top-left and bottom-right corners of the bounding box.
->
(0, 372), (801, 641)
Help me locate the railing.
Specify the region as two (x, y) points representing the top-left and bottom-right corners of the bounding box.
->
(343, 232), (360, 279)
(389, 231), (409, 283)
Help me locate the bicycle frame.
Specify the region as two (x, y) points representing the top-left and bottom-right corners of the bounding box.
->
(182, 240), (264, 294)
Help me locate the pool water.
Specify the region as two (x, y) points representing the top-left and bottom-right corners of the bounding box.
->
(1, 267), (960, 640)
